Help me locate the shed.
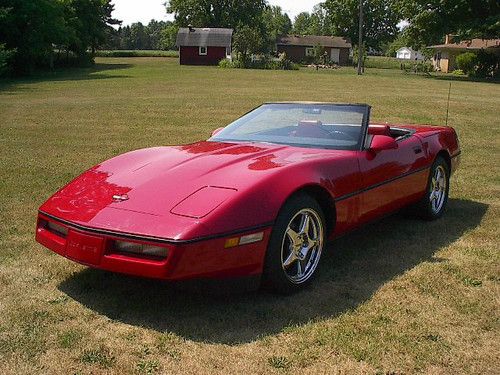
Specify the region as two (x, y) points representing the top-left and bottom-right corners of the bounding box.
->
(176, 27), (233, 65)
(396, 47), (424, 61)
(276, 35), (352, 65)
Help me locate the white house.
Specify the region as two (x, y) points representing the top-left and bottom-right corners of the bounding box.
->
(396, 47), (424, 60)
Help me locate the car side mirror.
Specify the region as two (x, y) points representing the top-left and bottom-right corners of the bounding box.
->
(369, 135), (398, 153)
(211, 127), (224, 137)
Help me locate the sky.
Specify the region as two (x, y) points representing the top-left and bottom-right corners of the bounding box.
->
(112, 0), (320, 26)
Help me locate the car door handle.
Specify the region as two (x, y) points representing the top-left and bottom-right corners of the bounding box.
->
(413, 146), (422, 154)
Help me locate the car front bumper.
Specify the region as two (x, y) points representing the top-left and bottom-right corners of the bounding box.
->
(36, 212), (272, 281)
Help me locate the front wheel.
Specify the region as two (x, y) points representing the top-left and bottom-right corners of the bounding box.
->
(262, 194), (326, 294)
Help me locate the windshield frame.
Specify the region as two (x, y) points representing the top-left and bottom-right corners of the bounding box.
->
(210, 102), (371, 151)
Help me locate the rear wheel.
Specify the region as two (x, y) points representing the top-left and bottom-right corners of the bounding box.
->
(414, 156), (450, 220)
(262, 194), (326, 294)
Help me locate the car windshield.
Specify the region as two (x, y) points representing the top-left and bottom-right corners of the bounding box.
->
(210, 103), (370, 150)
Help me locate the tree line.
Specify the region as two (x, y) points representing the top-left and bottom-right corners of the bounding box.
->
(0, 0), (120, 75)
(1, 0), (497, 76)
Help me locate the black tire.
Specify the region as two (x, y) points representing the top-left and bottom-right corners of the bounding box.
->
(414, 156), (450, 220)
(262, 193), (326, 294)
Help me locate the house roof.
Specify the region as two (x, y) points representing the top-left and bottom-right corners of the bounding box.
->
(277, 35), (352, 49)
(176, 27), (233, 47)
(428, 38), (500, 50)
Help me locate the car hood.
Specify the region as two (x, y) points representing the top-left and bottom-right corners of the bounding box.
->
(40, 141), (339, 238)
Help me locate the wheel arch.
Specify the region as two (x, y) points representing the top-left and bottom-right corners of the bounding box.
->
(436, 149), (451, 171)
(283, 184), (337, 236)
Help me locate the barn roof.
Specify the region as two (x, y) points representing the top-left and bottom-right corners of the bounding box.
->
(176, 28), (233, 47)
(277, 35), (352, 49)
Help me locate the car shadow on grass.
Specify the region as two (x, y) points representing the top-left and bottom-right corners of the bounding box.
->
(58, 198), (488, 344)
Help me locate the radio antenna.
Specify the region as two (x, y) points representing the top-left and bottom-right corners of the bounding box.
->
(445, 82), (452, 126)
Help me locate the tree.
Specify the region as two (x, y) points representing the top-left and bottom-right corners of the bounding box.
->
(147, 20), (167, 50)
(322, 0), (401, 50)
(0, 0), (121, 74)
(66, 0), (121, 56)
(383, 32), (409, 57)
(292, 5), (333, 36)
(394, 0), (500, 49)
(262, 5), (292, 50)
(166, 0), (266, 29)
(129, 22), (151, 49)
(0, 0), (70, 73)
(233, 25), (265, 65)
(159, 23), (179, 50)
(293, 12), (313, 35)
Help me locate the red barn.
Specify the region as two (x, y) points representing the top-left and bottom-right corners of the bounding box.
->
(176, 27), (233, 66)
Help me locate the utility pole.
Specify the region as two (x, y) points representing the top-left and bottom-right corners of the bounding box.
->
(357, 0), (364, 75)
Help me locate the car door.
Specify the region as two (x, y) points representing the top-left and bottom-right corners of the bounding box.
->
(356, 133), (428, 224)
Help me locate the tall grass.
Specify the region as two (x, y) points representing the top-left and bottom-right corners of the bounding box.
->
(365, 56), (403, 70)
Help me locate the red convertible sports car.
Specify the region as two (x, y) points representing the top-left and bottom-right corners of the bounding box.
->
(36, 103), (460, 293)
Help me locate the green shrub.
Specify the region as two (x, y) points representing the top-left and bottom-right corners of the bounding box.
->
(218, 58), (235, 68)
(455, 52), (478, 75)
(218, 53), (298, 71)
(475, 50), (499, 78)
(94, 50), (179, 58)
(452, 69), (465, 75)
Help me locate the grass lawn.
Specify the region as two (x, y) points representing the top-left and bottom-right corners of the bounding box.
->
(0, 57), (498, 374)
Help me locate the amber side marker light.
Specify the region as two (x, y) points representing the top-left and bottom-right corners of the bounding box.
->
(225, 232), (264, 248)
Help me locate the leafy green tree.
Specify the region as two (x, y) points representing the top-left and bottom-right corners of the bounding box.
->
(159, 23), (179, 50)
(166, 0), (266, 29)
(383, 32), (409, 57)
(129, 22), (151, 50)
(309, 4), (331, 36)
(322, 0), (401, 50)
(263, 5), (291, 44)
(292, 12), (313, 35)
(262, 5), (291, 51)
(233, 25), (265, 65)
(147, 20), (167, 50)
(292, 5), (333, 36)
(394, 0), (500, 48)
(66, 0), (121, 56)
(0, 0), (70, 73)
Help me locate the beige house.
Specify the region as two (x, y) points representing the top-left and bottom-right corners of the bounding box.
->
(428, 35), (500, 73)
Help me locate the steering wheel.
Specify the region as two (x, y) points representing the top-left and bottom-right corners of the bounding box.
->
(327, 129), (357, 141)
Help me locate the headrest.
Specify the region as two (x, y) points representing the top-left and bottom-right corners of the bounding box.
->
(368, 124), (391, 136)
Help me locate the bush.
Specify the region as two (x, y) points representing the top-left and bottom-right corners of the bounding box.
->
(475, 50), (499, 78)
(219, 53), (298, 71)
(452, 69), (465, 75)
(218, 58), (235, 69)
(456, 52), (478, 75)
(94, 50), (179, 58)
